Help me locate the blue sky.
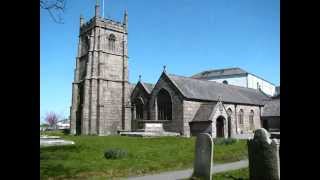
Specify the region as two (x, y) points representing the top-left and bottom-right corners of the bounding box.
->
(40, 0), (279, 122)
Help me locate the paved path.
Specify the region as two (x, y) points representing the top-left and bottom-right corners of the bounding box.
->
(126, 159), (248, 180)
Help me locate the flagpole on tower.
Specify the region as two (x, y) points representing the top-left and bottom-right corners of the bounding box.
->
(102, 0), (104, 18)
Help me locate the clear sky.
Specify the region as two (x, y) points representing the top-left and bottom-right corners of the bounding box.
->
(40, 0), (279, 123)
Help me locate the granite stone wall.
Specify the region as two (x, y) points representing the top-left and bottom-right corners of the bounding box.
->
(70, 15), (130, 135)
(149, 75), (184, 134)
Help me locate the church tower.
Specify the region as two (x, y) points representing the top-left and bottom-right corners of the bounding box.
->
(70, 2), (131, 135)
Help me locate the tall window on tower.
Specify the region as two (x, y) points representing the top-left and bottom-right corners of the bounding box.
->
(157, 89), (172, 120)
(108, 34), (116, 51)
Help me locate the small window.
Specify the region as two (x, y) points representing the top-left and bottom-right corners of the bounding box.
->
(249, 110), (254, 130)
(108, 34), (116, 51)
(238, 109), (244, 125)
(223, 80), (228, 84)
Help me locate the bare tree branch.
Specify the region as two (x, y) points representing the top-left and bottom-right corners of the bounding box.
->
(40, 0), (67, 24)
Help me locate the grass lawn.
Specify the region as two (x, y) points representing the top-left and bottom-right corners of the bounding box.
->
(212, 168), (249, 180)
(40, 131), (248, 179)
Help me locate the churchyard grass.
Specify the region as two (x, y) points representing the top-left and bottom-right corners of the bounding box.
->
(40, 133), (248, 179)
(212, 168), (249, 180)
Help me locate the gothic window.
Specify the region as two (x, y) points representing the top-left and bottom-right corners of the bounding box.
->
(157, 89), (172, 120)
(227, 108), (232, 117)
(135, 98), (144, 120)
(223, 80), (228, 84)
(238, 109), (244, 125)
(249, 110), (254, 130)
(108, 34), (116, 51)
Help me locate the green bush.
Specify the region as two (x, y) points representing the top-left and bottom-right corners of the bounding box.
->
(63, 129), (70, 135)
(104, 148), (128, 159)
(213, 138), (237, 145)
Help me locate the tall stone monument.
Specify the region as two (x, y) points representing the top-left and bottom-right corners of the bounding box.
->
(70, 2), (131, 135)
(192, 133), (213, 180)
(247, 128), (280, 180)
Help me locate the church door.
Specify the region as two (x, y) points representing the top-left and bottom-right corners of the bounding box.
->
(216, 116), (225, 138)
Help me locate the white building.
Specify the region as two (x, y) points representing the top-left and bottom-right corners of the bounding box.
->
(57, 119), (70, 130)
(191, 67), (277, 96)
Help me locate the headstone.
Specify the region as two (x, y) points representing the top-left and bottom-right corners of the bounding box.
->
(247, 128), (280, 180)
(192, 133), (213, 180)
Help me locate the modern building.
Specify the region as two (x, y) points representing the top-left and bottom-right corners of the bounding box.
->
(191, 68), (277, 97)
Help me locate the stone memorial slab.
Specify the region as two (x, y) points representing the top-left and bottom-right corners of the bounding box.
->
(145, 123), (164, 132)
(193, 133), (213, 180)
(248, 128), (280, 180)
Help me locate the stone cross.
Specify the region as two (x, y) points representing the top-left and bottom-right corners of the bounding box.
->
(247, 128), (280, 180)
(192, 133), (213, 180)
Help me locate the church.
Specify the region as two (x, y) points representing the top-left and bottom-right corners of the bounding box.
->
(70, 3), (280, 138)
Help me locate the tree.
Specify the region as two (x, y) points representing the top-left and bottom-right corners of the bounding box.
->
(44, 112), (59, 129)
(40, 0), (67, 23)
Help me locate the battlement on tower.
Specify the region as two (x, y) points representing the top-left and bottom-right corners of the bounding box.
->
(80, 17), (126, 35)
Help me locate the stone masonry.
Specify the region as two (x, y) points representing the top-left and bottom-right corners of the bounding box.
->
(70, 4), (131, 135)
(149, 74), (184, 134)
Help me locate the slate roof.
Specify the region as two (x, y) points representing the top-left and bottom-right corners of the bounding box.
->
(128, 83), (136, 94)
(142, 82), (155, 94)
(191, 67), (248, 80)
(167, 73), (270, 105)
(262, 97), (280, 117)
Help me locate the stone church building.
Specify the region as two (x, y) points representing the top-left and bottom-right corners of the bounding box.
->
(70, 3), (279, 138)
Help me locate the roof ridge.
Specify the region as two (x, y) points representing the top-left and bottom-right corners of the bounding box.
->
(168, 73), (264, 94)
(191, 67), (246, 76)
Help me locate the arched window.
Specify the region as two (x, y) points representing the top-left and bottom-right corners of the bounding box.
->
(238, 109), (244, 125)
(157, 89), (172, 120)
(108, 34), (116, 51)
(223, 80), (228, 84)
(135, 98), (144, 120)
(227, 108), (232, 117)
(249, 110), (254, 130)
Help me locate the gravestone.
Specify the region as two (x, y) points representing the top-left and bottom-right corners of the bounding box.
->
(192, 133), (213, 180)
(248, 128), (280, 180)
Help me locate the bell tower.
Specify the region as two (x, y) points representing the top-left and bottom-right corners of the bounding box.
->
(70, 2), (131, 135)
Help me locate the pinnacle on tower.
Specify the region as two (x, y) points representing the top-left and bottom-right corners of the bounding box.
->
(80, 14), (84, 26)
(123, 9), (128, 31)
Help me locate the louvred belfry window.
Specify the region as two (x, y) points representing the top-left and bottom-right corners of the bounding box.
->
(108, 34), (116, 51)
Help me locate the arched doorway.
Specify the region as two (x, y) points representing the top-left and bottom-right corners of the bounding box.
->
(157, 89), (172, 120)
(216, 116), (225, 138)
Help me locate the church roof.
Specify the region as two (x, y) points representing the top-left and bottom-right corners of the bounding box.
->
(191, 67), (248, 80)
(166, 73), (270, 105)
(141, 82), (155, 94)
(129, 83), (136, 94)
(262, 97), (280, 117)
